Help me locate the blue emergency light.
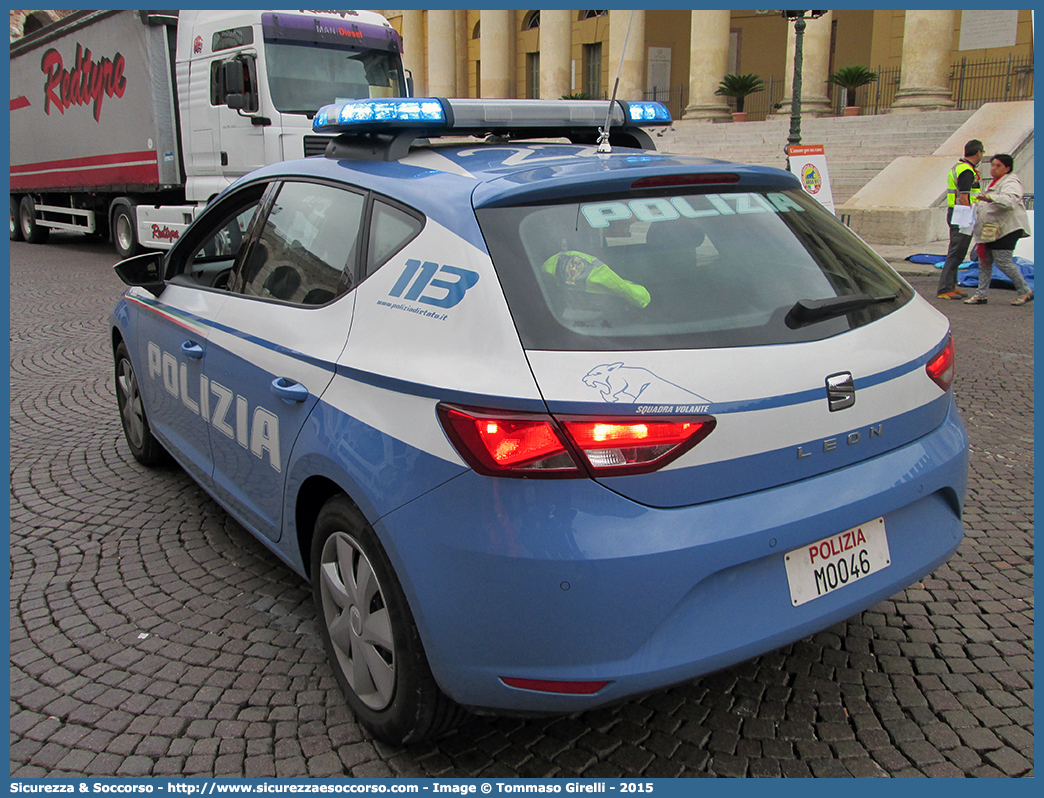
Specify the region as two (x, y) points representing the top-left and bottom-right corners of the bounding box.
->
(627, 101), (672, 123)
(313, 98), (447, 132)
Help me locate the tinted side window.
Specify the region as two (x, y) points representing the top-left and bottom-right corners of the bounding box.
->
(366, 200), (423, 278)
(236, 182), (364, 305)
(210, 61), (225, 106)
(167, 185), (267, 290)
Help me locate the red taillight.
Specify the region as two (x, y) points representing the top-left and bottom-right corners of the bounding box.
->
(437, 404), (715, 478)
(501, 677), (610, 695)
(560, 417), (715, 476)
(926, 336), (955, 392)
(437, 405), (579, 476)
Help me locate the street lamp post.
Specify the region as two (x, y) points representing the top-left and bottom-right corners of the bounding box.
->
(782, 10), (826, 154)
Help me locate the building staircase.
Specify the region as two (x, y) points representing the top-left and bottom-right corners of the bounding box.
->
(652, 109), (977, 206)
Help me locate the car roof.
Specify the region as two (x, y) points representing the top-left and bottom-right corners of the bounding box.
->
(239, 143), (801, 225)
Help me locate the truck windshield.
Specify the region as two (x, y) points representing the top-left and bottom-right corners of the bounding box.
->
(261, 13), (406, 115)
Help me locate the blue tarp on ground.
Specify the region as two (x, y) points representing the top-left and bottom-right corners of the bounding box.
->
(906, 253), (946, 265)
(906, 253), (1034, 290)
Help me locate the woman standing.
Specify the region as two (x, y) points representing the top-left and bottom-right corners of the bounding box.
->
(964, 153), (1033, 306)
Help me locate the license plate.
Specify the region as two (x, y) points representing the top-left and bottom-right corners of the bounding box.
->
(784, 517), (891, 607)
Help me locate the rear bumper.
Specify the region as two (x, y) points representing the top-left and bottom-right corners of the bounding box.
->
(377, 396), (968, 711)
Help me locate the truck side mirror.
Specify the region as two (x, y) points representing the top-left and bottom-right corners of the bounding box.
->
(223, 55), (259, 113)
(114, 252), (166, 297)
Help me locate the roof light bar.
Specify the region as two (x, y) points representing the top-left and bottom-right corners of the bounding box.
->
(312, 97), (671, 137)
(314, 98), (447, 133)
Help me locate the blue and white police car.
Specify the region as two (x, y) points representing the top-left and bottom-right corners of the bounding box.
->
(111, 97), (969, 745)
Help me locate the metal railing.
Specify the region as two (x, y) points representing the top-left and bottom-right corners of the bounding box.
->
(643, 85), (687, 122)
(950, 55), (1034, 109)
(727, 76), (787, 122)
(654, 55), (1033, 122)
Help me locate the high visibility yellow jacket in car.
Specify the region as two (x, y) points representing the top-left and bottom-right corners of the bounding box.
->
(542, 250), (651, 308)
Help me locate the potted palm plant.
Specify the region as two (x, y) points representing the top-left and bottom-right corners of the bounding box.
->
(714, 73), (764, 122)
(829, 65), (878, 116)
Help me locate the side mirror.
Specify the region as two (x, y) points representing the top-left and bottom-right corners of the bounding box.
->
(223, 55), (259, 113)
(222, 59), (245, 94)
(114, 252), (166, 297)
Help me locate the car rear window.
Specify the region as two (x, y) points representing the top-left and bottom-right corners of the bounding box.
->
(477, 187), (913, 351)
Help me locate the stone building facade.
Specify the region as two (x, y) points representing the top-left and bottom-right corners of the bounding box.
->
(380, 9), (1033, 119)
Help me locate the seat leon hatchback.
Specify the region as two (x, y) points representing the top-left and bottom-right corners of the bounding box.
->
(112, 97), (968, 744)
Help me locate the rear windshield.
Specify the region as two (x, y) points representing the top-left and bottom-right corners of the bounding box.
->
(477, 187), (913, 351)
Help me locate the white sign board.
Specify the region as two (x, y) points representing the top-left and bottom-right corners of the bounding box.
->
(647, 47), (671, 96)
(959, 10), (1019, 50)
(787, 144), (836, 215)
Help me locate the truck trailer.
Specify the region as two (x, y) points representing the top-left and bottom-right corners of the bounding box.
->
(10, 9), (408, 257)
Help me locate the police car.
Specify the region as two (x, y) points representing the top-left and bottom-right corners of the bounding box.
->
(111, 97), (969, 745)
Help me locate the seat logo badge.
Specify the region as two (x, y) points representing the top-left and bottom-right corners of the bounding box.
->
(826, 372), (855, 412)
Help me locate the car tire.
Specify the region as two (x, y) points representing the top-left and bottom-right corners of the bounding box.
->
(113, 203), (141, 259)
(114, 340), (169, 466)
(19, 195), (49, 244)
(311, 495), (466, 745)
(11, 196), (25, 241)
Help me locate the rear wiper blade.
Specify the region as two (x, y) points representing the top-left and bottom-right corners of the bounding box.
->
(785, 293), (898, 329)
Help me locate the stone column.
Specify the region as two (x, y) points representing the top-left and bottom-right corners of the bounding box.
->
(777, 11), (833, 117)
(891, 10), (957, 112)
(540, 9), (572, 101)
(608, 9), (645, 101)
(455, 10), (469, 98)
(427, 10), (456, 97)
(401, 10), (426, 96)
(480, 10), (513, 99)
(683, 10), (732, 122)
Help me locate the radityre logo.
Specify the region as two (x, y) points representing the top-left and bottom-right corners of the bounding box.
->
(41, 42), (127, 122)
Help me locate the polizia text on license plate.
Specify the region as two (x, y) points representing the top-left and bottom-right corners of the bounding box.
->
(784, 517), (891, 606)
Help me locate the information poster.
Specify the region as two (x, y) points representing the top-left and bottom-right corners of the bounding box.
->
(786, 144), (836, 215)
(959, 9), (1019, 50)
(647, 46), (671, 97)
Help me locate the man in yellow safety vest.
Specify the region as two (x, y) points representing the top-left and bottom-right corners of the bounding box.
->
(937, 139), (984, 300)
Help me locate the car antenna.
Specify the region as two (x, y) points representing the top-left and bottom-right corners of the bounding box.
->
(597, 10), (636, 154)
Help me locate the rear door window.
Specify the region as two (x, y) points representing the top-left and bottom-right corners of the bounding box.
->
(477, 188), (913, 351)
(365, 199), (424, 279)
(234, 181), (365, 305)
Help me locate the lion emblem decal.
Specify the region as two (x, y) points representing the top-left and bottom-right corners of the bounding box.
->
(581, 363), (709, 404)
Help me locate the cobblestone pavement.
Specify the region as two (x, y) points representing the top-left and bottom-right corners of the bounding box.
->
(10, 237), (1033, 778)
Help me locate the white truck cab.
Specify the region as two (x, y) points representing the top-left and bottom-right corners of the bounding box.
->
(10, 9), (408, 258)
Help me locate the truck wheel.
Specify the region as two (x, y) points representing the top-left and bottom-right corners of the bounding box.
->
(114, 341), (169, 466)
(10, 196), (24, 241)
(113, 204), (141, 259)
(311, 496), (467, 745)
(19, 196), (49, 244)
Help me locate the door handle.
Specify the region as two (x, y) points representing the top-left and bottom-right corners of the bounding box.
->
(181, 341), (204, 359)
(271, 376), (308, 403)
